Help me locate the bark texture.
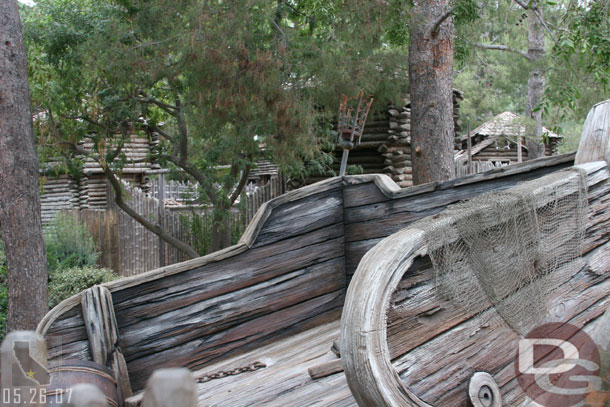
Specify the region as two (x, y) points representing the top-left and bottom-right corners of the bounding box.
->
(525, 1), (546, 159)
(409, 0), (456, 185)
(0, 0), (49, 330)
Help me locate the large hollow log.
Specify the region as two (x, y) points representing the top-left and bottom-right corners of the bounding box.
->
(340, 161), (610, 407)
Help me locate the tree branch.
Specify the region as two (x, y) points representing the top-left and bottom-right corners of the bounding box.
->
(474, 43), (533, 60)
(229, 166), (251, 205)
(432, 7), (455, 35)
(62, 138), (198, 258)
(104, 166), (199, 259)
(138, 91), (179, 115)
(514, 0), (530, 9)
(164, 153), (220, 205)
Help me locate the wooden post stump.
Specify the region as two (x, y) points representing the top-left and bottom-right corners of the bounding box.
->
(141, 368), (197, 407)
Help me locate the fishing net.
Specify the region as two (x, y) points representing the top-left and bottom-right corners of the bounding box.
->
(414, 168), (589, 335)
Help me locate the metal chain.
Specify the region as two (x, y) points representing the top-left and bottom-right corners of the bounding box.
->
(195, 361), (266, 383)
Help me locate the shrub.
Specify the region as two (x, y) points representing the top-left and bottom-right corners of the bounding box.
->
(48, 266), (117, 308)
(45, 212), (100, 273)
(0, 213), (117, 341)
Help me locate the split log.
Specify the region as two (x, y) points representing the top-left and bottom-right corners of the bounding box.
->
(82, 286), (132, 401)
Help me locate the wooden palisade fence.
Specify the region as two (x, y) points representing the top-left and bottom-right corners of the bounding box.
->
(69, 173), (284, 276)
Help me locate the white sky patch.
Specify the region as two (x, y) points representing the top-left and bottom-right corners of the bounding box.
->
(19, 0), (36, 5)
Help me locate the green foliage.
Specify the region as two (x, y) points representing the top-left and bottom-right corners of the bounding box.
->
(24, 0), (410, 256)
(454, 0), (608, 141)
(0, 222), (116, 340)
(48, 266), (117, 308)
(178, 212), (245, 256)
(44, 212), (100, 273)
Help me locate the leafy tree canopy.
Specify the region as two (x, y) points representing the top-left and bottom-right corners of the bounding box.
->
(24, 0), (410, 253)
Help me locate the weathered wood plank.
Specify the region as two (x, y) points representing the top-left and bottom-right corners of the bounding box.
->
(127, 291), (345, 390)
(252, 189), (343, 248)
(113, 223), (345, 319)
(342, 152), (574, 209)
(120, 256), (346, 361)
(344, 160), (579, 241)
(194, 319), (356, 407)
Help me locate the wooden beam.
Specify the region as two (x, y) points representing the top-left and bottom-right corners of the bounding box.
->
(308, 359), (344, 380)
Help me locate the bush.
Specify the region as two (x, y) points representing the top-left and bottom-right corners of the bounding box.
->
(48, 266), (117, 308)
(0, 213), (117, 341)
(45, 212), (100, 273)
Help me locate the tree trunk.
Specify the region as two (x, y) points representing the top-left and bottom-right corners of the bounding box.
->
(525, 1), (546, 159)
(0, 0), (49, 330)
(409, 0), (456, 185)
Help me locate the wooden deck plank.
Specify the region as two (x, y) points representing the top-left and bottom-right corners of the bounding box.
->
(193, 320), (356, 407)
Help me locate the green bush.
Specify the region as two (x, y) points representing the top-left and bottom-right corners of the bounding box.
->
(0, 213), (117, 341)
(48, 265), (117, 308)
(45, 212), (100, 273)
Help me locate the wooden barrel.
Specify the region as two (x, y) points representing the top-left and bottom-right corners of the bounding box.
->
(46, 360), (119, 407)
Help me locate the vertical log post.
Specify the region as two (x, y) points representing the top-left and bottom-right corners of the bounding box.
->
(0, 331), (48, 406)
(141, 368), (197, 407)
(467, 122), (473, 174)
(158, 173), (166, 267)
(81, 286), (132, 402)
(575, 100), (610, 166)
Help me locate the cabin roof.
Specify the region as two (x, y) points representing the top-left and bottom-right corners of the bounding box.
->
(461, 111), (561, 141)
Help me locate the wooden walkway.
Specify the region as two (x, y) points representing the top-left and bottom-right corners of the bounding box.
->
(193, 320), (355, 407)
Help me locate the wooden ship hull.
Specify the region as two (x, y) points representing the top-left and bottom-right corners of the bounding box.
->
(32, 102), (610, 407)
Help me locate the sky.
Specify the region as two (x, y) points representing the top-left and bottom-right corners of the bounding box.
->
(18, 0), (36, 5)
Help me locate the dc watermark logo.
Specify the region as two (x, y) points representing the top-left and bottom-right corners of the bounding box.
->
(515, 322), (609, 407)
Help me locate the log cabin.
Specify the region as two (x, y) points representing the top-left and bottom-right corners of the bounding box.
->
(39, 135), (159, 224)
(455, 111), (562, 177)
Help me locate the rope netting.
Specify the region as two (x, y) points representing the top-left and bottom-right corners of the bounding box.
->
(415, 168), (589, 334)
